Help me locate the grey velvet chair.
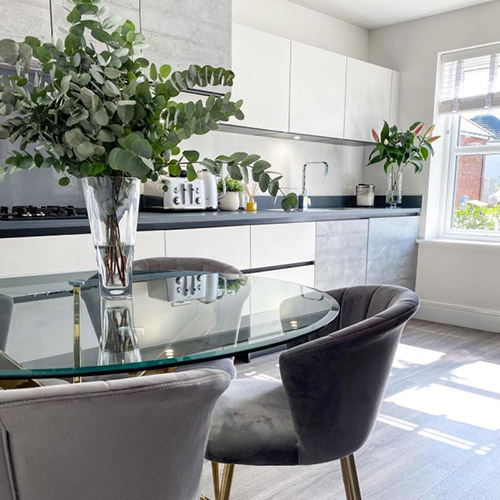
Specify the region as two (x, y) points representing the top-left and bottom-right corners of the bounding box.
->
(206, 285), (419, 500)
(0, 369), (230, 500)
(83, 257), (242, 379)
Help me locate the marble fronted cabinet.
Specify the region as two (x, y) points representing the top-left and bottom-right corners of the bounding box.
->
(315, 216), (420, 291)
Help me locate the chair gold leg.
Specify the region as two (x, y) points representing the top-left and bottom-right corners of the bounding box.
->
(211, 462), (220, 500)
(341, 454), (362, 500)
(219, 464), (235, 500)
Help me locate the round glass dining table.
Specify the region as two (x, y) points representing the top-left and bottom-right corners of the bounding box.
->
(0, 270), (339, 385)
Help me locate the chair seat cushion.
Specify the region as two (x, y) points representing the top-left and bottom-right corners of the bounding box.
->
(177, 358), (237, 379)
(205, 379), (298, 466)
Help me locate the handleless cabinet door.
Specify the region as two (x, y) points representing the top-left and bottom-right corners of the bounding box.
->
(390, 70), (400, 126)
(315, 220), (369, 291)
(231, 24), (290, 131)
(0, 231), (167, 278)
(251, 265), (315, 288)
(164, 226), (251, 271)
(366, 216), (419, 290)
(251, 223), (316, 268)
(289, 42), (347, 138)
(0, 235), (96, 278)
(344, 58), (392, 142)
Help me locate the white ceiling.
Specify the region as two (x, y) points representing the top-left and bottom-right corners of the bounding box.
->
(289, 0), (495, 29)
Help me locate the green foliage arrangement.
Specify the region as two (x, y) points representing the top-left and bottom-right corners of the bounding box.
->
(218, 176), (244, 193)
(368, 121), (440, 173)
(0, 0), (297, 211)
(454, 203), (500, 231)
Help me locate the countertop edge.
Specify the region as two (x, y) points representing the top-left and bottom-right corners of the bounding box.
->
(0, 208), (421, 238)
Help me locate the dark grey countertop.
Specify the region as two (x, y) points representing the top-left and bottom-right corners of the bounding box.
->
(0, 207), (421, 238)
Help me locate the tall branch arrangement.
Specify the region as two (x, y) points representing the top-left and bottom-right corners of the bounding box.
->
(0, 0), (298, 211)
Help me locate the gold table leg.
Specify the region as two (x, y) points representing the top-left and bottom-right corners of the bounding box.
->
(72, 284), (82, 384)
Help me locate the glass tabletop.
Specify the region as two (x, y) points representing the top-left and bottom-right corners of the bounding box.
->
(0, 270), (339, 379)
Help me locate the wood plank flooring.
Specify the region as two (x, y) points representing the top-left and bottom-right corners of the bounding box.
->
(200, 319), (500, 499)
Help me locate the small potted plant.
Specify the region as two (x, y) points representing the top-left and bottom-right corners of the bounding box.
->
(368, 121), (440, 207)
(218, 176), (244, 211)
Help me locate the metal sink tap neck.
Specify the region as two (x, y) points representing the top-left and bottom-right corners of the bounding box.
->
(301, 161), (329, 210)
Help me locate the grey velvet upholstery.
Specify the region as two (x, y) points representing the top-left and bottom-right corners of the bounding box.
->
(82, 257), (242, 379)
(0, 370), (230, 500)
(134, 257), (240, 275)
(0, 294), (14, 352)
(206, 285), (419, 466)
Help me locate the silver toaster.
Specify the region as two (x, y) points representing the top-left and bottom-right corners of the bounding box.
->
(143, 170), (221, 211)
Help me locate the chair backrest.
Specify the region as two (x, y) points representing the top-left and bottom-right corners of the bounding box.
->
(279, 285), (419, 465)
(0, 294), (13, 352)
(83, 257), (241, 338)
(0, 369), (230, 500)
(134, 257), (241, 275)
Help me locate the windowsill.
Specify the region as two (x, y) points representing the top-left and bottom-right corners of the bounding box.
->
(417, 237), (500, 249)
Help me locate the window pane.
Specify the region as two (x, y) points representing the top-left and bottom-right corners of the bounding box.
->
(457, 111), (500, 147)
(460, 67), (489, 98)
(452, 153), (500, 232)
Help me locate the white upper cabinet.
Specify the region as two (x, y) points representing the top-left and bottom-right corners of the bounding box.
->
(390, 70), (400, 126)
(344, 58), (393, 142)
(289, 42), (347, 138)
(231, 24), (291, 131)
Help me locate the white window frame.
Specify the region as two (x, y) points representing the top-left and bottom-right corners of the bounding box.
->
(442, 111), (500, 242)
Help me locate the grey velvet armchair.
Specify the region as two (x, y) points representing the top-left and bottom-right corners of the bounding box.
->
(206, 285), (420, 500)
(82, 256), (242, 378)
(0, 369), (230, 500)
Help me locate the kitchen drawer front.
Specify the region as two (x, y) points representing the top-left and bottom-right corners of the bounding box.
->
(0, 234), (96, 277)
(164, 226), (251, 271)
(135, 231), (166, 260)
(0, 230), (167, 278)
(251, 223), (316, 268)
(250, 264), (315, 288)
(315, 219), (369, 290)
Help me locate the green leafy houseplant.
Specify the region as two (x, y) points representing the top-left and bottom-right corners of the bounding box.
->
(0, 0), (297, 293)
(368, 121), (440, 206)
(217, 176), (244, 193)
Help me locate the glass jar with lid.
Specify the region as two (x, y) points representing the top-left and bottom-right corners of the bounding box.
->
(356, 184), (375, 207)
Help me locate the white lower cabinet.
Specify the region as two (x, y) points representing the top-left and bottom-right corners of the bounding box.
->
(164, 226), (251, 271)
(0, 234), (95, 278)
(135, 231), (166, 261)
(251, 223), (316, 268)
(250, 264), (315, 288)
(0, 230), (166, 278)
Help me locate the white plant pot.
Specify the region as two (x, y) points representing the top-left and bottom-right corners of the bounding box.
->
(219, 192), (241, 211)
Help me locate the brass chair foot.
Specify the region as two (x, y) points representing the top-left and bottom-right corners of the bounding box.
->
(341, 454), (362, 500)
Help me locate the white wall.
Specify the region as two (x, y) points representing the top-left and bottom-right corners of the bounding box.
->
(232, 0), (368, 61)
(366, 0), (500, 198)
(366, 0), (500, 332)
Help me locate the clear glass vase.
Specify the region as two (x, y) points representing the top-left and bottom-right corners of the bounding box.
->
(386, 168), (403, 208)
(98, 298), (141, 366)
(83, 177), (140, 299)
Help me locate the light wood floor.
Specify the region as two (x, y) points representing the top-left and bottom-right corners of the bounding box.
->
(200, 319), (500, 499)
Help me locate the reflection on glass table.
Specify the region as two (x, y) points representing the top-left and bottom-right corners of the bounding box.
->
(0, 271), (339, 380)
